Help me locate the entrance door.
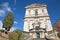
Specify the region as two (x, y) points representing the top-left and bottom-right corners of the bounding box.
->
(36, 32), (40, 38)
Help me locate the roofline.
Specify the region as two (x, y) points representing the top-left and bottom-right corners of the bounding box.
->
(53, 19), (60, 27)
(25, 3), (47, 9)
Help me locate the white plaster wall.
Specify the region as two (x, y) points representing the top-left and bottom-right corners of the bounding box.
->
(39, 17), (53, 31)
(24, 17), (53, 32)
(30, 9), (35, 14)
(29, 21), (33, 29)
(24, 21), (29, 32)
(25, 8), (49, 17)
(38, 8), (42, 14)
(25, 9), (29, 15)
(39, 18), (45, 28)
(33, 33), (36, 38)
(40, 32), (44, 38)
(44, 8), (49, 16)
(46, 20), (53, 31)
(24, 4), (53, 32)
(44, 8), (48, 13)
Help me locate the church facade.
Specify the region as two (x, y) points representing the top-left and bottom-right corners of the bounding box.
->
(24, 3), (53, 39)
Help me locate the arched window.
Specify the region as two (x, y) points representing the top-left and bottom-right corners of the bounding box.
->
(35, 9), (38, 15)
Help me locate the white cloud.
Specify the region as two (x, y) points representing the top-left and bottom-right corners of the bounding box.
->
(0, 10), (5, 17)
(10, 21), (18, 32)
(10, 27), (17, 32)
(0, 2), (12, 17)
(15, 0), (16, 4)
(7, 7), (12, 12)
(2, 2), (12, 12)
(2, 2), (9, 7)
(14, 21), (18, 24)
(0, 21), (3, 30)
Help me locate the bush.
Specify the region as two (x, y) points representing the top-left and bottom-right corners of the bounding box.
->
(9, 37), (14, 40)
(0, 30), (4, 32)
(15, 30), (22, 40)
(9, 30), (22, 40)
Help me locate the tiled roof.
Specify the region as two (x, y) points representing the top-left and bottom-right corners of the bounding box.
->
(53, 19), (60, 31)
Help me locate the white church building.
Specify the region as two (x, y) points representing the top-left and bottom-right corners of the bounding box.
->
(23, 3), (53, 39)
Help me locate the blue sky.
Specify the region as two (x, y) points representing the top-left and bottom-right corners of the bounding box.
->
(0, 0), (60, 31)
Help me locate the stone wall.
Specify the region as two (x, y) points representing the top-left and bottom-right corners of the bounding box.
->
(0, 32), (9, 40)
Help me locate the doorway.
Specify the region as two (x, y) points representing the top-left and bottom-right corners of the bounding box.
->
(36, 32), (40, 38)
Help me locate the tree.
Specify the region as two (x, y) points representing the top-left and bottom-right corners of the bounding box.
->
(3, 12), (14, 33)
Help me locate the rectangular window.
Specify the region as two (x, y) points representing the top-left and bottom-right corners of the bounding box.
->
(36, 32), (40, 38)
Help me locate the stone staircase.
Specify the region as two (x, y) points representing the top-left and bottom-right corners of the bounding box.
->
(45, 33), (59, 40)
(32, 38), (46, 40)
(22, 31), (60, 40)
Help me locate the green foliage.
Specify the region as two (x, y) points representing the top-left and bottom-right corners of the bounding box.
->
(9, 36), (15, 40)
(3, 12), (14, 31)
(57, 32), (60, 38)
(0, 30), (4, 32)
(9, 30), (22, 40)
(15, 30), (22, 40)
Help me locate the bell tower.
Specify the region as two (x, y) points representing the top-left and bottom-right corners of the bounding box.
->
(24, 3), (53, 38)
